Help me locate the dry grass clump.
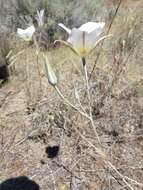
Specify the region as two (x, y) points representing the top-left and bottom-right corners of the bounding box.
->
(0, 1), (143, 190)
(91, 1), (143, 97)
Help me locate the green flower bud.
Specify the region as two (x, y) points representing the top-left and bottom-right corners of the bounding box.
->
(43, 55), (57, 86)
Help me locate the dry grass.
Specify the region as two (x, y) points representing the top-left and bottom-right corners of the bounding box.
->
(0, 1), (143, 190)
(0, 43), (143, 189)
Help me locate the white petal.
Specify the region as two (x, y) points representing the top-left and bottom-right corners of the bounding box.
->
(39, 9), (44, 18)
(37, 9), (44, 26)
(58, 23), (71, 34)
(79, 22), (105, 34)
(17, 25), (35, 41)
(17, 28), (28, 40)
(25, 25), (35, 34)
(85, 25), (104, 49)
(68, 28), (85, 55)
(17, 28), (25, 35)
(37, 10), (40, 18)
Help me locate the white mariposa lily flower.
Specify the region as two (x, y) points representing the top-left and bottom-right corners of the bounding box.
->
(57, 22), (110, 57)
(37, 9), (45, 27)
(17, 25), (36, 41)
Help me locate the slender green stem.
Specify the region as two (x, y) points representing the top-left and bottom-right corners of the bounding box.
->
(82, 57), (101, 145)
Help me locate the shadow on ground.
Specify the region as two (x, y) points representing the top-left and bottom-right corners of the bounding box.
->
(0, 176), (40, 190)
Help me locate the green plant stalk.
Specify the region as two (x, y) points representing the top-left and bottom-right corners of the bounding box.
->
(82, 57), (101, 145)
